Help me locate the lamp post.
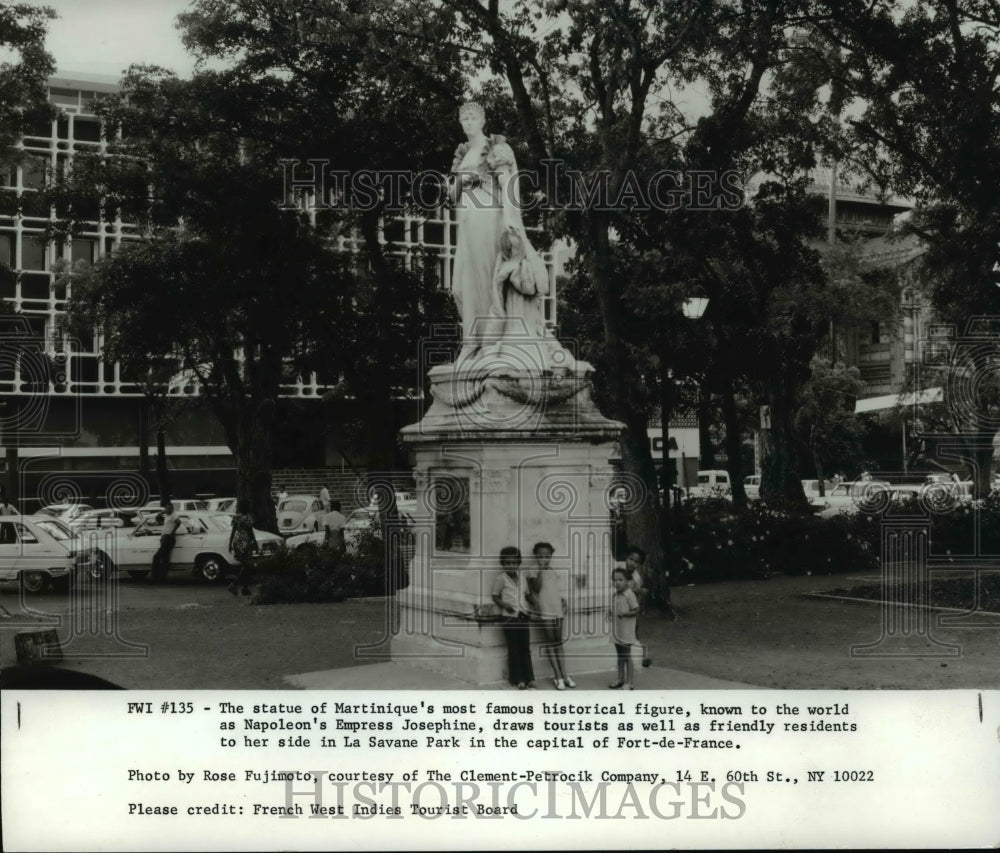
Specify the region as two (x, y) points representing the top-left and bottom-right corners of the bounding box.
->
(661, 298), (709, 502)
(656, 295), (708, 619)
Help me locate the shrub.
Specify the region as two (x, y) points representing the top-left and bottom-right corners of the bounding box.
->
(672, 501), (879, 584)
(252, 542), (403, 605)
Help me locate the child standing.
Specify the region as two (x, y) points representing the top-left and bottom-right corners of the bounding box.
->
(528, 542), (575, 690)
(492, 546), (535, 690)
(623, 546), (653, 667)
(608, 567), (639, 690)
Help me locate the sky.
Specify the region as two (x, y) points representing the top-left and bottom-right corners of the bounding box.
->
(24, 0), (199, 79)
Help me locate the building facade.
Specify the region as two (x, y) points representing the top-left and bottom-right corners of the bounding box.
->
(0, 74), (567, 505)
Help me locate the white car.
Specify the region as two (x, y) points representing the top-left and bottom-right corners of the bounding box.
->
(69, 509), (141, 531)
(35, 503), (96, 524)
(343, 504), (417, 553)
(91, 511), (284, 582)
(801, 479), (834, 511)
(286, 501), (417, 552)
(204, 497), (237, 513)
(817, 481), (892, 518)
(276, 495), (324, 537)
(135, 499), (209, 520)
(744, 475), (761, 501)
(0, 515), (95, 593)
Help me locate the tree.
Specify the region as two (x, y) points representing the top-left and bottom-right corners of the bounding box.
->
(0, 4), (55, 171)
(795, 357), (866, 488)
(175, 0), (466, 470)
(430, 0), (843, 583)
(52, 1), (469, 528)
(62, 207), (349, 530)
(809, 0), (1000, 494)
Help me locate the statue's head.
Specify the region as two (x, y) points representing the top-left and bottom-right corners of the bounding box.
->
(459, 101), (486, 136)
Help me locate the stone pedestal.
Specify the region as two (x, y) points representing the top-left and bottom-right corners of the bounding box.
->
(391, 343), (625, 685)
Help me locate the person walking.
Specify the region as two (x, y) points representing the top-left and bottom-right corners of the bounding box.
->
(319, 485), (331, 513)
(492, 546), (535, 690)
(151, 502), (181, 583)
(227, 505), (258, 597)
(0, 499), (19, 515)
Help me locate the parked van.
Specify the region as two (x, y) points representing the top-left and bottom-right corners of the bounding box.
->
(688, 470), (731, 499)
(744, 475), (761, 501)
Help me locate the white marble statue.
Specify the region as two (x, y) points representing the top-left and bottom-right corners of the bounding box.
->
(449, 101), (555, 361)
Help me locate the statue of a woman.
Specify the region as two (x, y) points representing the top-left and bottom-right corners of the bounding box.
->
(449, 101), (554, 361)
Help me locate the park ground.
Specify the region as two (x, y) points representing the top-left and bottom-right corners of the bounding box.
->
(0, 569), (998, 690)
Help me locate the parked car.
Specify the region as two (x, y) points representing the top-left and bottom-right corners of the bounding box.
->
(0, 515), (100, 592)
(69, 509), (141, 531)
(894, 481), (972, 511)
(135, 499), (209, 520)
(801, 479), (834, 511)
(35, 503), (95, 524)
(97, 511), (284, 582)
(744, 475), (761, 501)
(687, 470), (732, 500)
(343, 505), (416, 553)
(817, 481), (892, 518)
(33, 516), (114, 581)
(204, 497), (237, 513)
(287, 501), (418, 552)
(276, 495), (324, 537)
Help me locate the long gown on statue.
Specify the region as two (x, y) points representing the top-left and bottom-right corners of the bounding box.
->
(450, 135), (559, 360)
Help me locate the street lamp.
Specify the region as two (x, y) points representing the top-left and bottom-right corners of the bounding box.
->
(663, 297), (710, 502)
(682, 297), (709, 320)
(658, 294), (708, 620)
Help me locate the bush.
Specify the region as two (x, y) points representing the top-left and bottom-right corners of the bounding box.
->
(252, 541), (404, 605)
(672, 501), (879, 584)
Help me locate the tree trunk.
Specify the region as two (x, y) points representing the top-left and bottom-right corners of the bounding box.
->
(236, 395), (277, 533)
(138, 399), (149, 475)
(761, 374), (806, 507)
(721, 382), (747, 511)
(658, 353), (674, 510)
(155, 427), (170, 504)
(358, 209), (403, 471)
(585, 212), (666, 605)
(698, 385), (717, 469)
(811, 425), (826, 498)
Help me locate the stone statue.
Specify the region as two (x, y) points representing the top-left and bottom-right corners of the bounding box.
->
(449, 101), (555, 362)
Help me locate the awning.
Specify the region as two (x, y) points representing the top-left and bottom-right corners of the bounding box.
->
(854, 387), (943, 414)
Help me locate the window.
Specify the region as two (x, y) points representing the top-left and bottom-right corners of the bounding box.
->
(15, 523), (38, 544)
(73, 118), (101, 143)
(20, 235), (47, 271)
(870, 321), (890, 344)
(0, 522), (17, 544)
(20, 156), (47, 190)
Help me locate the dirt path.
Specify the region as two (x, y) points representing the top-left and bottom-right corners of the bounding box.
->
(2, 571), (998, 689)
